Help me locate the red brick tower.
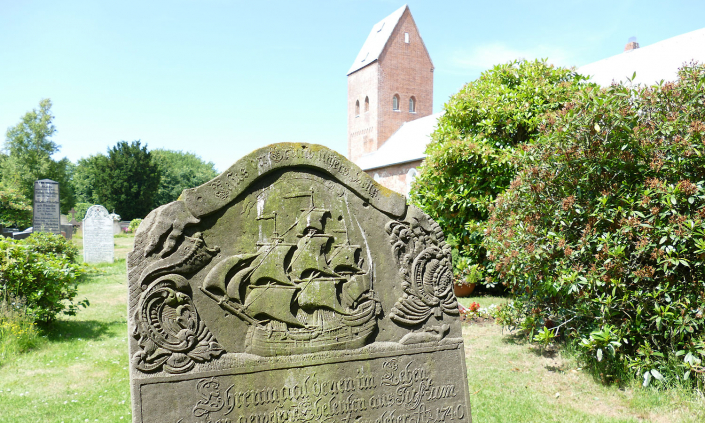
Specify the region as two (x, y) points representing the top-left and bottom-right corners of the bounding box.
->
(347, 5), (434, 163)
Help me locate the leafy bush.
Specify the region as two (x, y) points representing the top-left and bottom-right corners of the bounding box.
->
(22, 231), (79, 262)
(0, 234), (87, 323)
(484, 63), (705, 386)
(127, 218), (143, 233)
(411, 59), (592, 284)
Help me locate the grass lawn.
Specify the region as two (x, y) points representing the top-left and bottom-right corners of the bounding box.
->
(0, 233), (703, 422)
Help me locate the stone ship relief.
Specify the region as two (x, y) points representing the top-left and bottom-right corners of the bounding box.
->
(201, 188), (381, 357)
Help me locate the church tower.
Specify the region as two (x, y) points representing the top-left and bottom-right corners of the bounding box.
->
(347, 5), (434, 163)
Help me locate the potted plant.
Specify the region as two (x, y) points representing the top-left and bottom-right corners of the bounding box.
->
(453, 258), (481, 297)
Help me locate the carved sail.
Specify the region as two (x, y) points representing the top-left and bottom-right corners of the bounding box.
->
(328, 245), (362, 274)
(289, 234), (336, 279)
(297, 278), (347, 314)
(243, 285), (301, 327)
(248, 243), (295, 286)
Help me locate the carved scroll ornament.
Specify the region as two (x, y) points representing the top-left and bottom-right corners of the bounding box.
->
(386, 218), (458, 327)
(132, 275), (224, 374)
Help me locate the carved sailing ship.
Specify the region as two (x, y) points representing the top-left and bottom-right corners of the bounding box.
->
(201, 192), (379, 357)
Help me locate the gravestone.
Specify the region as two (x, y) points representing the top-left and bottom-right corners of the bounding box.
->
(127, 143), (472, 423)
(83, 205), (114, 263)
(33, 179), (61, 234)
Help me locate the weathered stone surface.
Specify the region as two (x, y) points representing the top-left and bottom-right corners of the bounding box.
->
(127, 143), (472, 423)
(33, 179), (60, 234)
(83, 205), (114, 263)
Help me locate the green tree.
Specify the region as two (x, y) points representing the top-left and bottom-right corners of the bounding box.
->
(91, 141), (161, 220)
(151, 149), (218, 206)
(70, 154), (105, 204)
(410, 59), (592, 284)
(1, 99), (75, 212)
(0, 186), (32, 229)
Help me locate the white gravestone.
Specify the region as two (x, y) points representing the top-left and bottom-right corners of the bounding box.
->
(83, 205), (114, 263)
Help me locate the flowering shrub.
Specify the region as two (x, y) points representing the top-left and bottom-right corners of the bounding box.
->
(128, 218), (143, 233)
(0, 233), (87, 323)
(411, 59), (592, 285)
(459, 301), (504, 321)
(484, 63), (705, 385)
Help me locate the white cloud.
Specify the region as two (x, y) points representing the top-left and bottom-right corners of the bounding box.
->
(450, 42), (578, 74)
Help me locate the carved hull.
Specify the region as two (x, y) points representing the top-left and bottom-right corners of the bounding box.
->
(245, 299), (377, 356)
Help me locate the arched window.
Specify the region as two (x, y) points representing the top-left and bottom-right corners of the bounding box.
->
(392, 95), (399, 111)
(364, 96), (369, 113)
(355, 100), (360, 117)
(409, 96), (416, 113)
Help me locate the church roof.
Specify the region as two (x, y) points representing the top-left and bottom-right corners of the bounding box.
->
(579, 27), (705, 86)
(347, 5), (408, 76)
(357, 112), (442, 171)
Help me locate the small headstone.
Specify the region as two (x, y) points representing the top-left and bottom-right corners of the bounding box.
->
(109, 213), (122, 235)
(13, 228), (33, 240)
(127, 144), (472, 422)
(33, 179), (60, 234)
(61, 224), (74, 240)
(83, 205), (114, 263)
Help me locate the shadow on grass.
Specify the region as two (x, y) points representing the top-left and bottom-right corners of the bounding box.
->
(500, 330), (563, 358)
(42, 319), (122, 343)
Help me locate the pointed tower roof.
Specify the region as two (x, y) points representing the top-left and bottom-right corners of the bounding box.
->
(347, 5), (408, 75)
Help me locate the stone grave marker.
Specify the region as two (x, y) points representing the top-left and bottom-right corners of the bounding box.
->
(83, 205), (114, 263)
(33, 179), (60, 234)
(127, 143), (472, 423)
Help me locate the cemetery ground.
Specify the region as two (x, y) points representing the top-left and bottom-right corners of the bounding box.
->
(0, 234), (703, 422)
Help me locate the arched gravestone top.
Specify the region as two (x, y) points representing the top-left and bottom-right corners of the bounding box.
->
(83, 205), (114, 264)
(127, 143), (472, 423)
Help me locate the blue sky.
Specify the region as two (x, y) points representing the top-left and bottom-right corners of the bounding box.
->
(2, 0), (704, 172)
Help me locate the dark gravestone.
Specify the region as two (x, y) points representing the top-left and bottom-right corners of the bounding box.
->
(127, 143), (472, 423)
(33, 179), (61, 234)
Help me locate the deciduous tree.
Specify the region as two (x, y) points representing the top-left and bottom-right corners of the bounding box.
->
(151, 149), (217, 206)
(1, 99), (74, 212)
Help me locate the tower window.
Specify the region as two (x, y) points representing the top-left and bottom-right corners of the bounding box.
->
(404, 32), (409, 43)
(409, 97), (416, 113)
(392, 95), (399, 111)
(355, 100), (360, 117)
(364, 96), (369, 113)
